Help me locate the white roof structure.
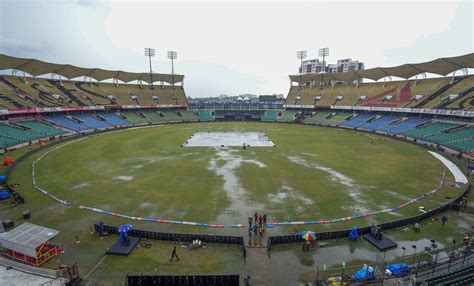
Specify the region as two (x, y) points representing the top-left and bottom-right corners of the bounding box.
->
(0, 223), (59, 257)
(0, 54), (184, 84)
(290, 53), (474, 83)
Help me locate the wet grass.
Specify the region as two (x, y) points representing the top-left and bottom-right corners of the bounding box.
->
(1, 122), (470, 284)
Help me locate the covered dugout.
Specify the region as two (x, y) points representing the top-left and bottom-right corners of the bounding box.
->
(0, 222), (62, 266)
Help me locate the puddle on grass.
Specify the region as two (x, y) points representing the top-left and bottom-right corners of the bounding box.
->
(72, 182), (90, 190)
(113, 175), (134, 181)
(287, 155), (355, 188)
(209, 148), (267, 225)
(268, 185), (314, 205)
(287, 155), (372, 214)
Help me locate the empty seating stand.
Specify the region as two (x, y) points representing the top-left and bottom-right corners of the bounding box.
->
(321, 113), (352, 126)
(197, 110), (214, 121)
(162, 110), (183, 123)
(359, 116), (401, 132)
(97, 112), (130, 126)
(141, 111), (167, 124)
(0, 123), (45, 146)
(276, 110), (297, 122)
(179, 110), (199, 122)
(303, 111), (331, 125)
(445, 140), (474, 153)
(420, 265), (473, 286)
(73, 114), (111, 129)
(424, 127), (474, 144)
(121, 111), (150, 125)
(0, 136), (23, 149)
(380, 118), (431, 134)
(340, 114), (373, 128)
(15, 120), (66, 136)
(402, 122), (459, 139)
(44, 115), (91, 132)
(261, 110), (281, 122)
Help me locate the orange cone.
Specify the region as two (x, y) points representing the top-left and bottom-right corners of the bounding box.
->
(3, 156), (14, 166)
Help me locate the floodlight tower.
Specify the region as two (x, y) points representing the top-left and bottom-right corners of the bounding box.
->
(297, 50), (307, 90)
(168, 51), (177, 88)
(144, 48), (155, 88)
(319, 47), (329, 88)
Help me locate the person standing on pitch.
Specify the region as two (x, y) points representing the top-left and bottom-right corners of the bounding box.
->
(170, 246), (180, 262)
(248, 216), (253, 228)
(441, 214), (448, 226)
(254, 211), (258, 224)
(258, 215), (263, 227)
(253, 223), (258, 236)
(263, 214), (267, 228)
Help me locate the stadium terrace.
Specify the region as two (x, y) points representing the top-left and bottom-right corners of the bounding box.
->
(0, 51), (473, 286)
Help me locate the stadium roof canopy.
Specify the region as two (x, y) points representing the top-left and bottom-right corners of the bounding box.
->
(0, 54), (184, 84)
(289, 53), (474, 84)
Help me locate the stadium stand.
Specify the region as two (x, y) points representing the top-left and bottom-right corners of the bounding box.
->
(340, 114), (374, 128)
(379, 118), (431, 134)
(261, 110), (281, 122)
(73, 114), (111, 129)
(420, 75), (474, 108)
(303, 111), (331, 125)
(162, 110), (183, 123)
(321, 112), (352, 126)
(197, 110), (214, 121)
(99, 82), (137, 105)
(14, 120), (66, 136)
(96, 112), (130, 126)
(445, 93), (474, 110)
(0, 76), (188, 107)
(359, 116), (401, 131)
(120, 111), (150, 125)
(401, 122), (459, 139)
(286, 76), (474, 110)
(419, 264), (474, 286)
(445, 140), (474, 153)
(277, 110), (298, 122)
(141, 110), (167, 123)
(0, 136), (23, 149)
(423, 127), (474, 144)
(43, 115), (92, 132)
(179, 110), (199, 122)
(0, 123), (44, 142)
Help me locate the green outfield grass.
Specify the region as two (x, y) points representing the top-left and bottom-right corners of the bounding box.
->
(27, 122), (459, 227)
(1, 122), (469, 285)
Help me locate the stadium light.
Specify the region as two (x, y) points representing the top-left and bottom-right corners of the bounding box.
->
(319, 48), (329, 88)
(297, 50), (307, 89)
(168, 51), (177, 88)
(144, 48), (155, 88)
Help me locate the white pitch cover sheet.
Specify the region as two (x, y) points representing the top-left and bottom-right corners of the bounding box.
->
(183, 131), (275, 147)
(428, 151), (468, 184)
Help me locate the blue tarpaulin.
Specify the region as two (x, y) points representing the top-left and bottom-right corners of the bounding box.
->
(349, 226), (359, 241)
(385, 263), (410, 276)
(0, 175), (6, 182)
(352, 265), (374, 281)
(0, 191), (9, 200)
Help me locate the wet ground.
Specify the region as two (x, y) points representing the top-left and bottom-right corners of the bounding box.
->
(1, 123), (472, 285)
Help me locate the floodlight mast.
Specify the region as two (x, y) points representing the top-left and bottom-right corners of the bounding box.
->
(319, 48), (329, 88)
(144, 48), (155, 89)
(297, 50), (307, 90)
(168, 51), (177, 89)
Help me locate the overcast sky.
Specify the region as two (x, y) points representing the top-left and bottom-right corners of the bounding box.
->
(0, 0), (472, 98)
